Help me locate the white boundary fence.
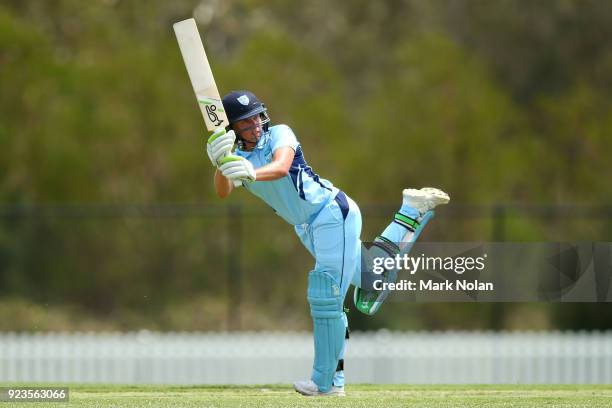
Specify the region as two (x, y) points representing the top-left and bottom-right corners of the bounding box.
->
(1, 331), (611, 384)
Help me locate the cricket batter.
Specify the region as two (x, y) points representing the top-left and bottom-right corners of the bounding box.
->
(208, 90), (449, 396)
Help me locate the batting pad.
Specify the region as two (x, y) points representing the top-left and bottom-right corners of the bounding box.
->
(355, 210), (436, 315)
(307, 270), (345, 392)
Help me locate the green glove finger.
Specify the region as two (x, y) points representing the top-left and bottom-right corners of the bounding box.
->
(218, 155), (243, 166)
(207, 128), (226, 144)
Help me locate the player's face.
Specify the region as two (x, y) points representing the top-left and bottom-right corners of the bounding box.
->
(235, 114), (262, 148)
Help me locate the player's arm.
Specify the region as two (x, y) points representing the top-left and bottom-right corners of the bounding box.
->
(217, 146), (294, 191)
(214, 168), (234, 198)
(254, 147), (294, 181)
(208, 129), (238, 199)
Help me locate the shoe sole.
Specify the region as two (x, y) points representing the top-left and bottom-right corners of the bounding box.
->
(293, 387), (345, 397)
(293, 381), (346, 397)
(403, 188), (449, 208)
(421, 187), (450, 203)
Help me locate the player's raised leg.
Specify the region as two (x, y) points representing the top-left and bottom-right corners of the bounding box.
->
(354, 187), (450, 315)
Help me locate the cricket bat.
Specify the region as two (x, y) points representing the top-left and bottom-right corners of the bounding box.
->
(173, 18), (240, 186)
(173, 18), (228, 131)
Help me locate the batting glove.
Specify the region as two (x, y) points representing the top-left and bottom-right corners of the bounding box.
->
(219, 155), (256, 182)
(206, 129), (236, 167)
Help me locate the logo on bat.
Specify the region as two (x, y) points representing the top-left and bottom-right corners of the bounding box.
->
(205, 104), (223, 127)
(198, 97), (225, 128)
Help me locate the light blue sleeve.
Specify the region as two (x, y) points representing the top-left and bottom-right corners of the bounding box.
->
(270, 124), (299, 153)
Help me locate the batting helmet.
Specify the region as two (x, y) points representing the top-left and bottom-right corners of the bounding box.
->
(222, 90), (270, 130)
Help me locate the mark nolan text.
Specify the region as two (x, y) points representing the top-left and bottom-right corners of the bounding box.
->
(373, 279), (494, 291)
(420, 279), (494, 291)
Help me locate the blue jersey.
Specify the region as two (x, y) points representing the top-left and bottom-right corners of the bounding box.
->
(235, 125), (338, 225)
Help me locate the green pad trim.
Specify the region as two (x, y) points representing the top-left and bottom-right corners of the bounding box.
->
(395, 213), (419, 228)
(394, 213), (419, 231)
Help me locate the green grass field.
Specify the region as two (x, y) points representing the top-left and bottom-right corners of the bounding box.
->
(4, 384), (612, 407)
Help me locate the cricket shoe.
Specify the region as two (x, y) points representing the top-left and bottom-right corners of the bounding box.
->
(403, 187), (450, 215)
(293, 380), (345, 397)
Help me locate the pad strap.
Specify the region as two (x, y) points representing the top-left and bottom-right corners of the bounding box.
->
(373, 235), (400, 256)
(393, 212), (420, 232)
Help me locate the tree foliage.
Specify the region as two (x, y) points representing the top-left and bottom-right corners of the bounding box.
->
(0, 0), (611, 331)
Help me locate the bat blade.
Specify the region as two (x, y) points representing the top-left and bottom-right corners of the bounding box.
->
(173, 18), (228, 132)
